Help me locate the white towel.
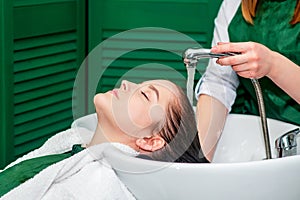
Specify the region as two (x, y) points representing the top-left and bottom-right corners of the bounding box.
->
(1, 126), (137, 200)
(2, 127), (90, 171)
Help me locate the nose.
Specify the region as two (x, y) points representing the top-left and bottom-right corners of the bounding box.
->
(121, 80), (137, 91)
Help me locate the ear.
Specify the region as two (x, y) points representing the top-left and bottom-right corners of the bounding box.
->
(136, 135), (166, 152)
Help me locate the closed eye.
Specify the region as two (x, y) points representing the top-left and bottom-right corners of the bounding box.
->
(141, 91), (149, 101)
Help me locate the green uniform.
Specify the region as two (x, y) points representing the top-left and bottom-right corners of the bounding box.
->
(229, 0), (300, 125)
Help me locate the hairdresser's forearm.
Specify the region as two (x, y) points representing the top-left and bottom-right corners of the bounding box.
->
(267, 51), (300, 104)
(196, 94), (228, 162)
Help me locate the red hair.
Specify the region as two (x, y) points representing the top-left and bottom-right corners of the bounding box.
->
(241, 0), (300, 25)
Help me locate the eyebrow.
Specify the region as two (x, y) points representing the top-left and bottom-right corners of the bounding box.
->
(149, 85), (159, 101)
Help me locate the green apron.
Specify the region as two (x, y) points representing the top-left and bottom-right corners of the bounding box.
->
(0, 144), (85, 197)
(228, 0), (300, 125)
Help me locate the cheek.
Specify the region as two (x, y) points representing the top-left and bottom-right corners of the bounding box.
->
(128, 97), (152, 128)
(149, 104), (166, 130)
(110, 94), (153, 138)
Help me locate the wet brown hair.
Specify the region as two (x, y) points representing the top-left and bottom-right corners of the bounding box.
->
(141, 83), (208, 163)
(241, 0), (300, 25)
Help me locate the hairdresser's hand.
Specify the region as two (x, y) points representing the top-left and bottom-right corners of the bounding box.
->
(211, 42), (276, 79)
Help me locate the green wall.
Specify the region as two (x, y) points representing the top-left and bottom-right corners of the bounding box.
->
(0, 0), (222, 168)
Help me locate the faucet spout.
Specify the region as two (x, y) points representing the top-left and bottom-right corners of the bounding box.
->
(183, 48), (210, 68)
(275, 128), (300, 158)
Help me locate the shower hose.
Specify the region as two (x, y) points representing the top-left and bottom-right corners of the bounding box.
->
(250, 78), (272, 159)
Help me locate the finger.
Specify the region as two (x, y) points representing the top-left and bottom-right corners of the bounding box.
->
(217, 41), (230, 45)
(226, 62), (258, 78)
(236, 68), (264, 79)
(217, 54), (248, 66)
(231, 63), (252, 73)
(183, 58), (190, 63)
(211, 42), (249, 53)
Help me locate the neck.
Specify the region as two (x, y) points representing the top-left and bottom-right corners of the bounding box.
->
(87, 115), (138, 151)
(87, 124), (109, 147)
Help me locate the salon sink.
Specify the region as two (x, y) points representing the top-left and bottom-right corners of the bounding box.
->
(102, 114), (300, 200)
(213, 114), (299, 162)
(73, 113), (300, 200)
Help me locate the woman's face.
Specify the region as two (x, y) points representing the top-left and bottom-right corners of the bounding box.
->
(94, 80), (179, 138)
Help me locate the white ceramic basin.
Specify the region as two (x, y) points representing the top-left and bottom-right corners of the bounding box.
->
(72, 113), (300, 200)
(213, 114), (299, 162)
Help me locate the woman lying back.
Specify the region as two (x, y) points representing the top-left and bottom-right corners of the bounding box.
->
(0, 79), (208, 198)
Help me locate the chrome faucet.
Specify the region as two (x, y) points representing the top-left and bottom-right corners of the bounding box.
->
(275, 128), (300, 158)
(183, 47), (238, 68)
(183, 47), (272, 159)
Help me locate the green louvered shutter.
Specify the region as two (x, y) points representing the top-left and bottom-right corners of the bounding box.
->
(0, 0), (86, 167)
(87, 0), (222, 113)
(0, 0), (14, 168)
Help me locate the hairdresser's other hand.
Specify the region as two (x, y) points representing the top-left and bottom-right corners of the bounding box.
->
(211, 42), (276, 79)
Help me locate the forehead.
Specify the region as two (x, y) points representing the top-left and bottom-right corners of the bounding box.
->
(142, 80), (179, 96)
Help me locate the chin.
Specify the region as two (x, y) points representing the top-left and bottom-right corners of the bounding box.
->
(94, 92), (112, 105)
(94, 92), (111, 111)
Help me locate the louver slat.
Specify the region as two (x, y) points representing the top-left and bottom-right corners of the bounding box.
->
(14, 51), (77, 72)
(14, 109), (72, 136)
(14, 70), (75, 94)
(14, 43), (76, 62)
(14, 118), (73, 157)
(14, 80), (74, 104)
(14, 31), (76, 51)
(14, 96), (73, 126)
(14, 61), (76, 83)
(15, 90), (72, 115)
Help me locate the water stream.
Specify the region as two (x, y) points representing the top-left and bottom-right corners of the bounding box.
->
(186, 66), (196, 106)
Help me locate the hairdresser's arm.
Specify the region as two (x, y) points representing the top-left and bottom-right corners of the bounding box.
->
(194, 0), (240, 161)
(267, 52), (300, 104)
(213, 42), (300, 104)
(196, 95), (228, 162)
